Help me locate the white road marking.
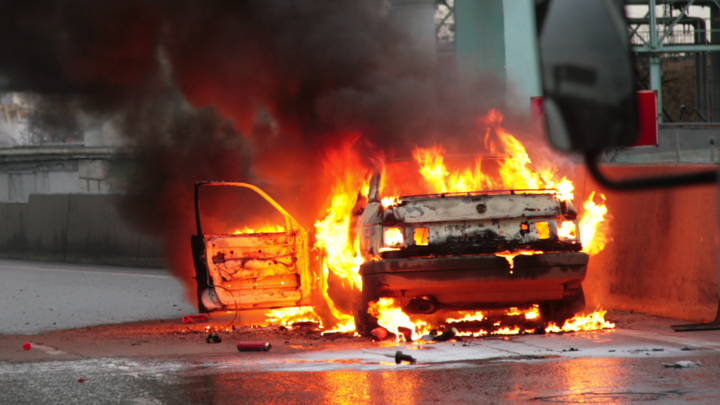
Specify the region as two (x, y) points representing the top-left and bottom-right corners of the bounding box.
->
(32, 344), (66, 356)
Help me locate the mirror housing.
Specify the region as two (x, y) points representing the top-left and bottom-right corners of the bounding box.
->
(538, 0), (638, 151)
(536, 0), (717, 189)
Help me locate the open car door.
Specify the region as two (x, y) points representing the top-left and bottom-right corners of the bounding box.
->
(191, 182), (319, 313)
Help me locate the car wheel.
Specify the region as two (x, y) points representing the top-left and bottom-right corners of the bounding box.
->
(540, 286), (586, 325)
(353, 284), (381, 337)
(352, 299), (380, 337)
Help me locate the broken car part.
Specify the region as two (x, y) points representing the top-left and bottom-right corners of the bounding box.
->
(371, 327), (388, 341)
(432, 327), (458, 342)
(362, 349), (417, 365)
(237, 341), (272, 352)
(206, 333), (222, 344)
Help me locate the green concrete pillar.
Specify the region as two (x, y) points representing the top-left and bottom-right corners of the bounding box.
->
(454, 0), (506, 86)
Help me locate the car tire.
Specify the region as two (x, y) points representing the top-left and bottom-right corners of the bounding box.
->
(540, 286), (586, 325)
(353, 285), (381, 337)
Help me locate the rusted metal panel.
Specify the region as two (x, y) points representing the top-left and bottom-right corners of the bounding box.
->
(358, 191), (580, 258)
(387, 193), (562, 223)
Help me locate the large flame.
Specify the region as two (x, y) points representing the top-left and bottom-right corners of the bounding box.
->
(412, 111), (575, 201)
(266, 110), (612, 335)
(545, 307), (615, 333)
(314, 141), (368, 290)
(368, 298), (421, 342)
(580, 192), (609, 255)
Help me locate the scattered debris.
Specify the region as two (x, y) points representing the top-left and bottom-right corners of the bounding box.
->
(651, 348), (664, 352)
(22, 342), (31, 351)
(78, 378), (86, 383)
(182, 315), (209, 324)
(363, 349), (417, 365)
(394, 351), (417, 364)
(206, 333), (222, 344)
(371, 327), (388, 341)
(561, 347), (579, 352)
(422, 329), (438, 341)
(237, 341), (272, 352)
(681, 347), (695, 351)
(430, 327), (458, 342)
(662, 361), (702, 368)
(397, 327), (413, 342)
(608, 350), (616, 352)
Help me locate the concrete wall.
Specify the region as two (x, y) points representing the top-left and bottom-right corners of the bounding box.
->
(573, 163), (719, 322)
(0, 193), (163, 268)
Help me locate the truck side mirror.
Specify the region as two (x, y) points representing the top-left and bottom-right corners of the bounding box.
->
(537, 0), (638, 151)
(536, 0), (717, 189)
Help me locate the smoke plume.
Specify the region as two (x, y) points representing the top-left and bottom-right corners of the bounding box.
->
(1, 0), (538, 300)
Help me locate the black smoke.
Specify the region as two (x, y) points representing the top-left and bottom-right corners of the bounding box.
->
(0, 0), (534, 299)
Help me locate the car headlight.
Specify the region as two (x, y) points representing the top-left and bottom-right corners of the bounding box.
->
(557, 220), (577, 239)
(384, 227), (404, 246)
(535, 221), (550, 239)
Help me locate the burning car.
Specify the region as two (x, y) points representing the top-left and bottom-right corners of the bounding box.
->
(352, 172), (588, 335)
(191, 178), (589, 335)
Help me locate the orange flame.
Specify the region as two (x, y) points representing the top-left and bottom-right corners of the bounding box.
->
(265, 307), (322, 328)
(580, 192), (609, 255)
(266, 110), (612, 335)
(314, 142), (368, 291)
(545, 307), (615, 333)
(381, 196), (401, 208)
(233, 224), (285, 234)
(446, 311), (485, 323)
(495, 250), (544, 269)
(412, 110), (576, 198)
(449, 306), (542, 337)
(368, 298), (418, 341)
(558, 221), (577, 239)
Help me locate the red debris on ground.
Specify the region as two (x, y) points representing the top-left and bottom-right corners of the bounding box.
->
(237, 341), (272, 352)
(182, 315), (208, 324)
(22, 342), (31, 351)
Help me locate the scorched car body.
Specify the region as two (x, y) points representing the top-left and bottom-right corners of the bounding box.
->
(352, 173), (588, 335)
(191, 178), (588, 335)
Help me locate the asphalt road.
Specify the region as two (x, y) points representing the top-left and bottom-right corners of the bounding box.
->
(0, 259), (196, 335)
(2, 330), (720, 404)
(3, 258), (720, 404)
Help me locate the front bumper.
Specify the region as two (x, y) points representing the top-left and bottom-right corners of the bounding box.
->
(360, 252), (589, 310)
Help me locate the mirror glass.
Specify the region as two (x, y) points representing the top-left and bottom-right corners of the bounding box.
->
(538, 0), (639, 151)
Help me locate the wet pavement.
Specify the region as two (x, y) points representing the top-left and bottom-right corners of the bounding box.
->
(3, 316), (720, 404)
(1, 349), (719, 404)
(3, 259), (720, 403)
